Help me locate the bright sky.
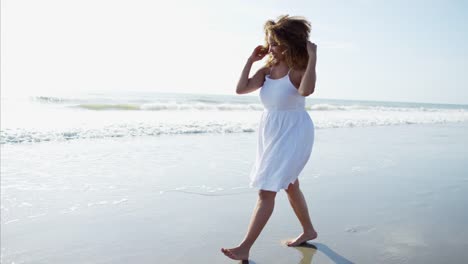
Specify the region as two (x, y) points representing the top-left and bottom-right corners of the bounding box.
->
(2, 0), (467, 104)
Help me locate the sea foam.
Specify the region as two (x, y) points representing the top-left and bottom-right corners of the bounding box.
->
(1, 93), (467, 144)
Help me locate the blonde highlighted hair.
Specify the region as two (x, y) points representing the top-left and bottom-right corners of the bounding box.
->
(264, 15), (311, 70)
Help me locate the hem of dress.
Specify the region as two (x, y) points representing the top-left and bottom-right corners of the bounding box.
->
(249, 177), (299, 193)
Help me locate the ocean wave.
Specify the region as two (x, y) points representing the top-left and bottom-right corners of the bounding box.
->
(31, 96), (80, 104)
(0, 122), (257, 144)
(2, 94), (467, 144)
(69, 102), (468, 112)
(28, 95), (468, 113)
(2, 116), (467, 144)
(308, 104), (465, 112)
(77, 104), (141, 110)
(74, 103), (266, 111)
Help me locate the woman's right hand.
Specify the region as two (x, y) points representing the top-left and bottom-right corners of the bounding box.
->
(249, 45), (268, 62)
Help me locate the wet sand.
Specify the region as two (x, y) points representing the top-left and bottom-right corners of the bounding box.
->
(2, 122), (468, 263)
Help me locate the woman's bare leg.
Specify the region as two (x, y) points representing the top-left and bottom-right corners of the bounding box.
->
(285, 179), (318, 246)
(221, 190), (277, 260)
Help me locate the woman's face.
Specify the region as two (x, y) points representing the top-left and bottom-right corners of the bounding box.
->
(267, 34), (286, 61)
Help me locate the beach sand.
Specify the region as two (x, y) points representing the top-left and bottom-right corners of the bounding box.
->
(2, 122), (468, 263)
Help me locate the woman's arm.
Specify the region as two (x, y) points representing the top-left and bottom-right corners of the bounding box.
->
(298, 41), (317, 97)
(236, 46), (268, 94)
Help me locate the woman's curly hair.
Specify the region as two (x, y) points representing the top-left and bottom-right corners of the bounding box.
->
(264, 15), (311, 70)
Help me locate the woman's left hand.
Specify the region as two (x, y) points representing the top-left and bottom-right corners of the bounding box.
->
(306, 41), (317, 61)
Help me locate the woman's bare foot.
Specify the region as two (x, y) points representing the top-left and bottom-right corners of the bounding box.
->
(221, 246), (250, 260)
(286, 230), (318, 247)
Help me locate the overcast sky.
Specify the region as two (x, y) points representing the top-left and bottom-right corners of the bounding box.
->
(2, 0), (467, 104)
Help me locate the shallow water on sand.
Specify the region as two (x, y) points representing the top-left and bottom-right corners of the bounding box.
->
(2, 122), (468, 263)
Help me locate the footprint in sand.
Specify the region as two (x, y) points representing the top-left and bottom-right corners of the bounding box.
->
(345, 225), (376, 234)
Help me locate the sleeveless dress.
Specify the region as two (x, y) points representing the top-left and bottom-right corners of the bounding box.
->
(249, 69), (315, 192)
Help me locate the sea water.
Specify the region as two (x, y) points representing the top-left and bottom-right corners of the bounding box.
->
(2, 91), (468, 144)
(2, 91), (468, 263)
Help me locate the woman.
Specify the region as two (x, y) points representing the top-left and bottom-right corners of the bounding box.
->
(221, 15), (318, 261)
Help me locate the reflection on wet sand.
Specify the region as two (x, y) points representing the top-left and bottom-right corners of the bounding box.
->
(293, 242), (317, 264)
(293, 242), (354, 264)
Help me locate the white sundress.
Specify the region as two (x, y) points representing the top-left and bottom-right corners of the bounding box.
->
(249, 69), (315, 192)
